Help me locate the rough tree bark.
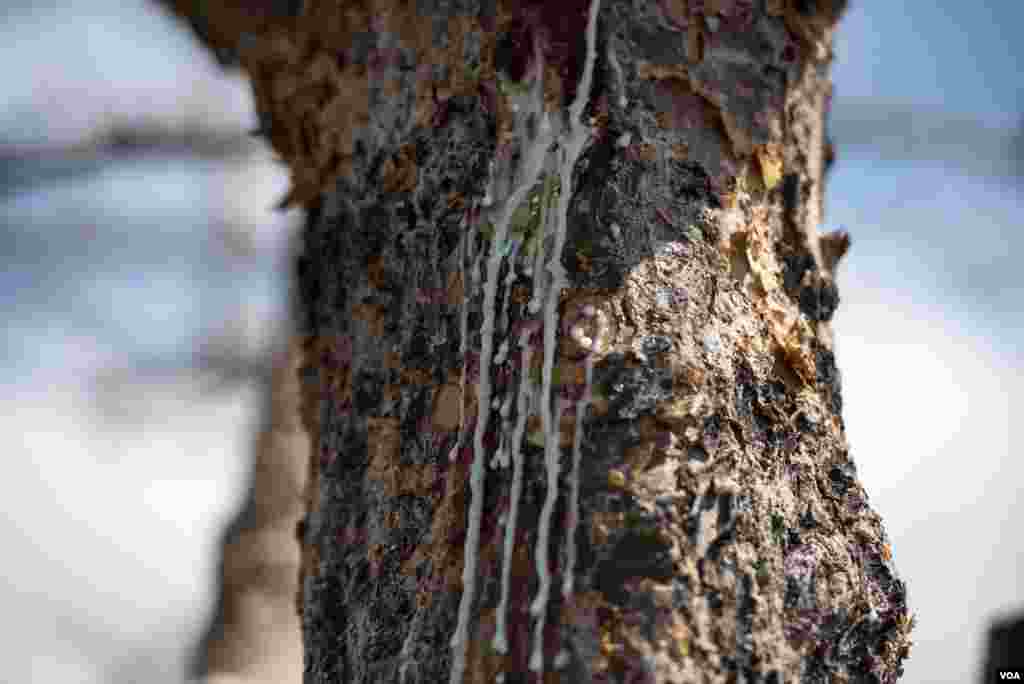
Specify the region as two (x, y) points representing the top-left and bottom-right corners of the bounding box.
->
(166, 1), (914, 682)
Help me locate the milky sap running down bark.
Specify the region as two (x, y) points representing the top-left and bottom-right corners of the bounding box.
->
(529, 0), (602, 674)
(448, 46), (556, 684)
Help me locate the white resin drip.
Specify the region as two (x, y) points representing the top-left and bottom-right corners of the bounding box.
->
(449, 51), (556, 684)
(482, 158), (497, 207)
(448, 219), (476, 463)
(563, 355), (594, 598)
(498, 239), (521, 335)
(504, 252), (520, 287)
(606, 41), (628, 109)
(492, 339), (534, 656)
(529, 0), (602, 673)
(494, 339), (509, 366)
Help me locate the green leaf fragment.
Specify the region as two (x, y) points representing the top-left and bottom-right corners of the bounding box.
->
(543, 174), (561, 208)
(510, 203), (533, 235)
(498, 74), (531, 98)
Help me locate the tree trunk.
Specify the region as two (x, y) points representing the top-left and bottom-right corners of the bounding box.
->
(165, 1), (914, 682)
(194, 338), (307, 684)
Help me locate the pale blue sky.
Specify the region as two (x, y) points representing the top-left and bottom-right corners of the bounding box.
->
(834, 0), (1024, 125)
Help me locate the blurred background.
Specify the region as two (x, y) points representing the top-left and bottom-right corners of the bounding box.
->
(0, 1), (1019, 683)
(0, 1), (301, 683)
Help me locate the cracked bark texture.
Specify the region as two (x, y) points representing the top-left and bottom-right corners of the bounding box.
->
(163, 1), (914, 682)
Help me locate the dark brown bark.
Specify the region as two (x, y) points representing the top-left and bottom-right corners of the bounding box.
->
(164, 1), (914, 682)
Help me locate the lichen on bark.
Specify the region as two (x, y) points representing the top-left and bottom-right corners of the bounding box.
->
(163, 0), (914, 682)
